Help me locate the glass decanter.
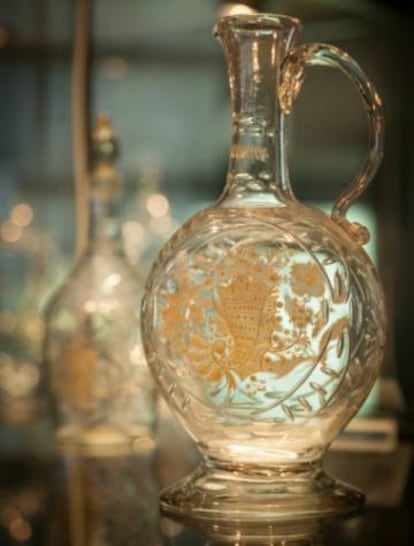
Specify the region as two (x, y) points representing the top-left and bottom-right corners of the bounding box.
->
(141, 14), (386, 521)
(44, 115), (156, 448)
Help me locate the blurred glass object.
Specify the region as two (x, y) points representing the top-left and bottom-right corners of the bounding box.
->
(43, 115), (156, 448)
(48, 449), (160, 546)
(0, 201), (64, 424)
(218, 3), (258, 18)
(100, 56), (129, 80)
(0, 0), (73, 428)
(122, 165), (179, 274)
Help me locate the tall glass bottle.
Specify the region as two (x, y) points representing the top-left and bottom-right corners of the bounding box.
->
(44, 115), (156, 448)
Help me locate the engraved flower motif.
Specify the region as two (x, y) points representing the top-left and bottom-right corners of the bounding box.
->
(290, 262), (325, 297)
(212, 340), (228, 362)
(285, 296), (315, 330)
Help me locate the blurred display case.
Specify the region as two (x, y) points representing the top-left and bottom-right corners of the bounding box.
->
(0, 0), (411, 441)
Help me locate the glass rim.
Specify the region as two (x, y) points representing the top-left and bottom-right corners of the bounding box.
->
(218, 13), (302, 32)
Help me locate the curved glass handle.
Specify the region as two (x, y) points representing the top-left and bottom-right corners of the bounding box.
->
(279, 43), (384, 246)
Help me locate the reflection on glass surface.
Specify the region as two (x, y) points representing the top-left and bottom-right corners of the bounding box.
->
(0, 454), (52, 546)
(161, 514), (326, 545)
(49, 448), (160, 546)
(218, 4), (258, 18)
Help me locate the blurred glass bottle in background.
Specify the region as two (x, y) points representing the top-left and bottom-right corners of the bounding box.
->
(43, 115), (156, 449)
(122, 164), (178, 277)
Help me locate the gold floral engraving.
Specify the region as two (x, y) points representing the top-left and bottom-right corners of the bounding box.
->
(291, 263), (325, 297)
(159, 244), (350, 399)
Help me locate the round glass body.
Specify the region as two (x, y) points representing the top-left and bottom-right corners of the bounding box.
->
(143, 205), (385, 466)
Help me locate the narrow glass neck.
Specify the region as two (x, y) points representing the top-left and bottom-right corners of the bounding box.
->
(217, 16), (300, 206)
(87, 166), (123, 252)
(88, 196), (122, 250)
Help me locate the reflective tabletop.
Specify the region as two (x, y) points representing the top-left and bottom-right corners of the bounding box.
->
(0, 413), (413, 546)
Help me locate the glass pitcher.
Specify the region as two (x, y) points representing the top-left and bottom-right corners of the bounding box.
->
(141, 13), (386, 523)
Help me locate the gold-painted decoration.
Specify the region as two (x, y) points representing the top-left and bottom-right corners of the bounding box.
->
(56, 333), (98, 412)
(230, 144), (269, 161)
(158, 236), (352, 413)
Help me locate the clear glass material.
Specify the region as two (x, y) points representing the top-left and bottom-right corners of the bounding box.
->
(44, 116), (156, 448)
(122, 165), (178, 276)
(141, 14), (386, 521)
(187, 514), (324, 545)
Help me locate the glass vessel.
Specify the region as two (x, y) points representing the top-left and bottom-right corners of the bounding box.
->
(122, 165), (177, 276)
(141, 14), (386, 521)
(44, 115), (156, 448)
